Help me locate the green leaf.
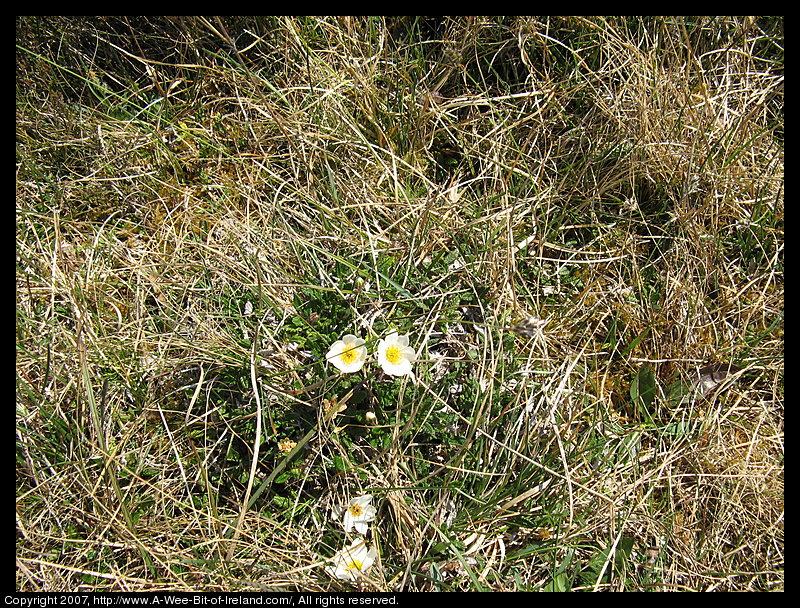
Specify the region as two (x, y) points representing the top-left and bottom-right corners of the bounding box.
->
(544, 571), (570, 592)
(664, 379), (693, 407)
(660, 420), (698, 437)
(619, 327), (651, 358)
(616, 536), (635, 568)
(630, 364), (657, 416)
(333, 454), (347, 472)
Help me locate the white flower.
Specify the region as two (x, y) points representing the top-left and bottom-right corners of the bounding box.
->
(325, 538), (377, 581)
(342, 494), (377, 534)
(377, 331), (416, 378)
(326, 334), (368, 373)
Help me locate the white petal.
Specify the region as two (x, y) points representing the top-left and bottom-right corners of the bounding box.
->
(354, 520), (369, 534)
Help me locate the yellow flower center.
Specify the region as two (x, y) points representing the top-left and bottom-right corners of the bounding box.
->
(340, 345), (360, 365)
(385, 344), (402, 365)
(346, 559), (364, 571)
(277, 438), (297, 453)
(349, 504), (364, 517)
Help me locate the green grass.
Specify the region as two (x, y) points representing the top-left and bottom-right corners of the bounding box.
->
(16, 16), (783, 592)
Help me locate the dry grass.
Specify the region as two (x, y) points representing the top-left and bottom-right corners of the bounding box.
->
(17, 16), (782, 592)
